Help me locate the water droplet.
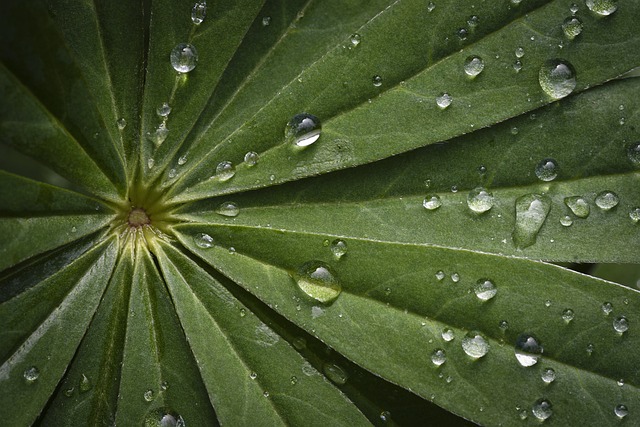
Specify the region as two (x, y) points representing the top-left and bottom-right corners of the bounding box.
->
(431, 349), (447, 366)
(627, 142), (640, 165)
(170, 43), (198, 73)
(263, 391), (270, 398)
(349, 33), (361, 47)
(544, 299), (552, 308)
(427, 2), (436, 12)
(515, 47), (525, 58)
(249, 371), (258, 380)
(144, 408), (185, 427)
(617, 378), (625, 387)
(467, 15), (479, 27)
(562, 17), (583, 40)
(594, 191), (619, 210)
(194, 233), (214, 248)
(191, 1), (207, 25)
(323, 362), (348, 385)
(423, 195), (442, 211)
(630, 207), (640, 223)
(441, 328), (455, 341)
(156, 102), (172, 118)
(144, 389), (155, 402)
(79, 373), (91, 393)
(372, 75), (383, 87)
(512, 60), (523, 73)
(285, 113), (321, 148)
(64, 387), (74, 397)
(586, 0), (617, 16)
(467, 187), (494, 214)
(155, 123), (169, 145)
(602, 302), (613, 315)
(461, 331), (490, 358)
(535, 158), (559, 181)
(244, 151), (259, 166)
(450, 185), (458, 193)
(562, 308), (575, 323)
(293, 261), (341, 304)
(515, 333), (543, 367)
(614, 404), (629, 419)
(474, 279), (497, 301)
(586, 343), (595, 355)
(613, 315), (629, 333)
(499, 320), (509, 331)
(512, 194), (551, 249)
(23, 366), (39, 383)
(147, 158), (155, 170)
(539, 59), (577, 100)
(541, 368), (556, 384)
(330, 239), (347, 260)
(570, 3), (580, 13)
(532, 398), (553, 421)
(457, 28), (468, 40)
(177, 155), (188, 166)
(564, 196), (590, 218)
(435, 270), (446, 281)
(560, 215), (573, 227)
(260, 16), (271, 26)
(379, 411), (391, 422)
(451, 273), (460, 283)
(117, 118), (127, 130)
(436, 93), (452, 109)
(215, 161), (235, 181)
(464, 55), (485, 77)
(215, 201), (240, 217)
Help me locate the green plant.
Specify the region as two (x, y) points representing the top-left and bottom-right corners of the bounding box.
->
(1, 0), (639, 425)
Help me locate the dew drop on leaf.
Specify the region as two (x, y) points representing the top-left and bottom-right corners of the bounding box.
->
(215, 161), (235, 181)
(630, 207), (640, 223)
(323, 362), (348, 385)
(560, 215), (573, 227)
(427, 2), (436, 12)
(441, 328), (455, 341)
(570, 3), (580, 13)
(613, 315), (629, 334)
(586, 0), (617, 16)
(595, 191), (619, 210)
(435, 270), (446, 281)
(372, 75), (383, 87)
(541, 368), (556, 384)
(431, 349), (447, 366)
(451, 272), (460, 283)
(156, 102), (172, 118)
(463, 55), (485, 77)
(539, 59), (576, 100)
(144, 389), (155, 402)
(535, 158), (559, 182)
(147, 158), (155, 170)
(532, 398), (553, 421)
(515, 47), (525, 58)
(215, 201), (240, 217)
(244, 151), (259, 166)
(602, 301), (613, 315)
(143, 408), (185, 427)
(514, 333), (543, 367)
(330, 239), (347, 260)
(614, 404), (629, 419)
(512, 194), (551, 249)
(423, 195), (442, 211)
(436, 93), (452, 109)
(562, 308), (575, 323)
(628, 142), (640, 165)
(293, 261), (342, 303)
(474, 279), (497, 301)
(155, 123), (169, 145)
(23, 366), (39, 383)
(191, 1), (207, 25)
(562, 17), (583, 39)
(117, 118), (127, 130)
(79, 373), (91, 393)
(564, 196), (590, 218)
(379, 411), (391, 423)
(262, 16), (271, 26)
(285, 113), (321, 148)
(177, 154), (188, 165)
(170, 43), (198, 73)
(467, 187), (494, 214)
(194, 233), (214, 248)
(349, 33), (361, 47)
(461, 331), (490, 358)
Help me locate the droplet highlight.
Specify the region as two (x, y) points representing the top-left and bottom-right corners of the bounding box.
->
(191, 1), (207, 25)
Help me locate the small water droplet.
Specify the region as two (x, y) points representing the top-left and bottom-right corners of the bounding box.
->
(450, 185), (458, 193)
(532, 398), (553, 421)
(544, 299), (552, 308)
(457, 28), (468, 40)
(262, 16), (271, 26)
(617, 379), (625, 387)
(586, 343), (595, 355)
(286, 113), (321, 148)
(467, 187), (494, 214)
(562, 17), (583, 40)
(512, 60), (523, 73)
(513, 194), (551, 249)
(191, 1), (207, 24)
(215, 201), (240, 217)
(144, 389), (155, 402)
(515, 333), (543, 367)
(147, 158), (155, 170)
(215, 161), (235, 181)
(372, 75), (383, 87)
(244, 151), (259, 166)
(249, 371), (257, 380)
(451, 273), (460, 283)
(602, 302), (613, 315)
(535, 158), (559, 181)
(570, 3), (580, 13)
(194, 232), (214, 248)
(613, 315), (629, 334)
(427, 2), (436, 12)
(436, 93), (452, 109)
(499, 320), (509, 331)
(117, 118), (127, 130)
(170, 43), (198, 73)
(79, 374), (91, 393)
(467, 15), (479, 27)
(564, 196), (590, 218)
(431, 349), (447, 366)
(423, 195), (442, 211)
(293, 261), (341, 304)
(156, 102), (172, 118)
(349, 33), (361, 47)
(64, 387), (74, 397)
(379, 410), (391, 422)
(176, 155), (188, 166)
(474, 279), (497, 301)
(330, 239), (347, 260)
(586, 0), (617, 16)
(323, 362), (348, 385)
(461, 331), (490, 358)
(630, 207), (640, 223)
(435, 270), (446, 281)
(289, 375), (298, 385)
(541, 368), (556, 384)
(614, 404), (629, 419)
(560, 215), (573, 227)
(594, 191), (619, 210)
(263, 390), (270, 398)
(463, 55), (485, 77)
(562, 308), (575, 323)
(23, 366), (39, 383)
(627, 142), (640, 165)
(539, 59), (577, 100)
(441, 328), (455, 341)
(515, 47), (525, 58)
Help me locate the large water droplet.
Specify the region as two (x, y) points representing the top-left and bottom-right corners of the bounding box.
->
(194, 233), (214, 248)
(515, 333), (543, 367)
(423, 195), (442, 211)
(594, 191), (619, 210)
(539, 59), (576, 100)
(215, 161), (235, 181)
(614, 404), (629, 419)
(170, 43), (198, 73)
(286, 113), (321, 148)
(463, 55), (485, 77)
(474, 279), (497, 301)
(323, 362), (348, 385)
(431, 349), (447, 366)
(564, 196), (590, 218)
(436, 93), (452, 109)
(541, 368), (556, 384)
(23, 366), (39, 383)
(215, 201), (240, 217)
(191, 1), (207, 25)
(144, 408), (185, 427)
(613, 316), (629, 334)
(461, 331), (490, 358)
(535, 158), (559, 182)
(512, 194), (551, 249)
(586, 0), (617, 16)
(562, 17), (583, 39)
(330, 239), (348, 260)
(244, 151), (259, 166)
(467, 187), (494, 214)
(532, 398), (553, 421)
(294, 261), (341, 303)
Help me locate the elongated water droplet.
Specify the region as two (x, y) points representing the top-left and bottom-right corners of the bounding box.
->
(431, 349), (447, 366)
(513, 194), (551, 249)
(323, 362), (348, 385)
(244, 151), (259, 166)
(535, 158), (559, 181)
(539, 59), (576, 100)
(215, 201), (240, 217)
(191, 1), (207, 24)
(594, 191), (619, 210)
(532, 398), (553, 421)
(467, 187), (494, 214)
(147, 158), (155, 169)
(515, 333), (543, 367)
(294, 261), (341, 303)
(586, 0), (617, 16)
(464, 55), (485, 77)
(613, 316), (629, 334)
(23, 366), (39, 383)
(155, 123), (169, 145)
(156, 102), (172, 118)
(79, 373), (91, 392)
(215, 161), (235, 181)
(117, 118), (127, 130)
(372, 75), (383, 87)
(170, 43), (198, 73)
(564, 196), (590, 218)
(144, 408), (185, 427)
(461, 331), (489, 358)
(541, 368), (556, 384)
(286, 113), (321, 148)
(614, 404), (629, 419)
(194, 233), (214, 248)
(330, 239), (347, 260)
(423, 195), (442, 211)
(562, 17), (583, 39)
(436, 93), (452, 109)
(474, 279), (497, 301)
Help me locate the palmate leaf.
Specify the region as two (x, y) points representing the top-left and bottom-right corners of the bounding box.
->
(0, 1), (638, 426)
